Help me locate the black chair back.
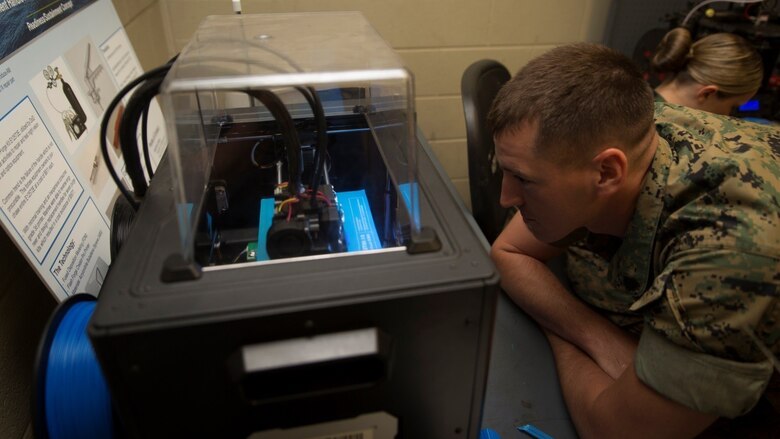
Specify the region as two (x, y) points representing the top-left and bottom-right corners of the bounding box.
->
(461, 60), (511, 244)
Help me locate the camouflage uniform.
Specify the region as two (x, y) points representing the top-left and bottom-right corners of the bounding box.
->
(565, 102), (780, 418)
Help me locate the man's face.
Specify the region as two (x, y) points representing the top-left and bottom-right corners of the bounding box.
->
(495, 122), (598, 243)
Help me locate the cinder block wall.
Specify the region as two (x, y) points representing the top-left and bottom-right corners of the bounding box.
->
(112, 0), (170, 69)
(123, 0), (614, 210)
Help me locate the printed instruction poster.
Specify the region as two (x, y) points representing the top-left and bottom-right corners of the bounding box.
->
(0, 0), (167, 301)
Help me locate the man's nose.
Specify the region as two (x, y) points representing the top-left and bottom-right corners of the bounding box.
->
(499, 174), (523, 208)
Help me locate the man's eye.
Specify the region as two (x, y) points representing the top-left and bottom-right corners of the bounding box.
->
(514, 174), (528, 183)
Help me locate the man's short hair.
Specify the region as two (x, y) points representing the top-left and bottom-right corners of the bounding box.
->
(488, 43), (654, 165)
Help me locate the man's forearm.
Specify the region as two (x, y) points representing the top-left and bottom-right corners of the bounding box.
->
(546, 332), (717, 439)
(545, 331), (614, 438)
(494, 249), (636, 378)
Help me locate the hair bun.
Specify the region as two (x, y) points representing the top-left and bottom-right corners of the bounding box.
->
(651, 27), (693, 73)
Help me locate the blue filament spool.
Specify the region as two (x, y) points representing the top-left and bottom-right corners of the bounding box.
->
(33, 294), (115, 439)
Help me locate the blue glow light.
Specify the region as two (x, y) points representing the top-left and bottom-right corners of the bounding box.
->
(739, 99), (760, 112)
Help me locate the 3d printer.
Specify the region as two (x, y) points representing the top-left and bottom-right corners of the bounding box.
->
(89, 12), (498, 438)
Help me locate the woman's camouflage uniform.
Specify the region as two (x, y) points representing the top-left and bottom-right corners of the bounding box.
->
(566, 102), (780, 419)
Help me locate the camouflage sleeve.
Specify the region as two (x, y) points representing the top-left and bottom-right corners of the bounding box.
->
(632, 249), (779, 417)
(635, 327), (773, 418)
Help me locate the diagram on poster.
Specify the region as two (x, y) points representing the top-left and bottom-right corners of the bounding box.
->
(64, 36), (127, 174)
(74, 131), (111, 200)
(29, 56), (96, 154)
(50, 198), (109, 296)
(0, 0), (168, 301)
(64, 37), (117, 121)
(0, 97), (83, 263)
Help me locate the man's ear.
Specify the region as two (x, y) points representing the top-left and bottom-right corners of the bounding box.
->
(696, 84), (719, 102)
(591, 148), (627, 194)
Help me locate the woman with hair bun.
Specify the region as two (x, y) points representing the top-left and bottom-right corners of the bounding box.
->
(652, 27), (763, 115)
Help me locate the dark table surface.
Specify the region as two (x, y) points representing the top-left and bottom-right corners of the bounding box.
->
(481, 259), (579, 439)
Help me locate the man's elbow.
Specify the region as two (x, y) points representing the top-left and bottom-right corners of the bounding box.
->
(490, 237), (524, 272)
(490, 238), (508, 266)
(491, 237), (536, 267)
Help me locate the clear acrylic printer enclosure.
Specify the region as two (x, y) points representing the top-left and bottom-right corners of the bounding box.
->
(160, 12), (420, 268)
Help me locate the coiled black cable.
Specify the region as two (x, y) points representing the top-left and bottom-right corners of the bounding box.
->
(174, 56), (330, 194)
(102, 54), (327, 210)
(295, 86), (328, 192)
(100, 60), (174, 211)
(118, 75), (165, 198)
(141, 102), (154, 179)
